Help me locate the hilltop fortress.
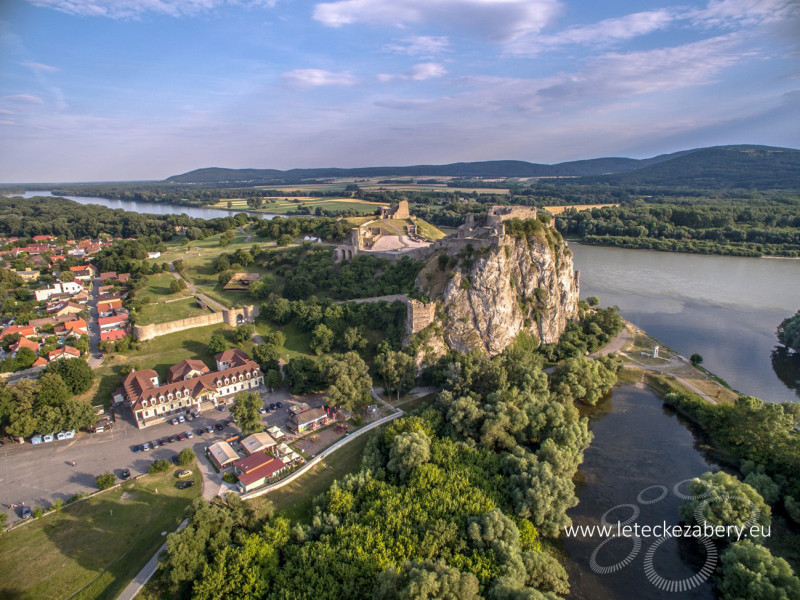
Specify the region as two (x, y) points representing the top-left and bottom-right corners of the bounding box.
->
(333, 203), (541, 262)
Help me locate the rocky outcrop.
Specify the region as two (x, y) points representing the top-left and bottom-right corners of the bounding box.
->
(415, 225), (579, 357)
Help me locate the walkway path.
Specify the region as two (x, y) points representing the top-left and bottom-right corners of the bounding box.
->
(166, 261), (227, 312)
(336, 293), (409, 305)
(115, 519), (188, 600)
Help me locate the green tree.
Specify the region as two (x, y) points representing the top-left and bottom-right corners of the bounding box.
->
(46, 358), (94, 394)
(264, 296), (291, 324)
(208, 333), (228, 355)
(265, 369), (282, 392)
(777, 310), (800, 352)
(719, 540), (800, 600)
(169, 278), (187, 294)
(586, 296), (600, 307)
(343, 326), (367, 352)
(96, 472), (116, 490)
(690, 353), (704, 366)
(283, 357), (322, 395)
(550, 356), (618, 406)
(387, 431), (431, 480)
(231, 391), (263, 435)
(149, 459), (171, 474)
(263, 331), (286, 347)
(679, 471), (771, 543)
(37, 372), (71, 406)
(178, 448), (196, 466)
(234, 323), (256, 345)
(310, 323), (334, 355)
(375, 560), (480, 600)
(321, 351), (372, 411)
(375, 349), (416, 400)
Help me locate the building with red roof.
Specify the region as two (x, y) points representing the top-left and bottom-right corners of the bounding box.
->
(233, 453), (286, 492)
(100, 328), (129, 342)
(48, 346), (80, 361)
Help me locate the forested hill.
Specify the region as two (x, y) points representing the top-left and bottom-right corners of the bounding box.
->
(164, 144), (800, 189)
(577, 145), (800, 190)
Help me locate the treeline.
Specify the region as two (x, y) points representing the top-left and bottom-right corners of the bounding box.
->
(0, 196), (251, 241)
(660, 385), (800, 522)
(158, 340), (620, 599)
(556, 200), (800, 256)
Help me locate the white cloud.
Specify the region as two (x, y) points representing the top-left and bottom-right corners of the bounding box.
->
(283, 68), (357, 88)
(509, 9), (676, 55)
(25, 0), (277, 19)
(2, 94), (45, 104)
(21, 61), (60, 73)
(382, 35), (450, 57)
(313, 0), (562, 41)
(688, 0), (799, 27)
(378, 62), (447, 82)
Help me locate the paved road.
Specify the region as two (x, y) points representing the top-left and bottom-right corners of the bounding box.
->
(86, 277), (104, 368)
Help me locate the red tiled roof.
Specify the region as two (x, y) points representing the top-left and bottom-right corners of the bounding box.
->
(48, 346), (80, 360)
(100, 328), (128, 341)
(33, 357), (48, 367)
(167, 359), (210, 383)
(1, 325), (36, 339)
(236, 457), (285, 487)
(13, 337), (40, 353)
(98, 315), (129, 326)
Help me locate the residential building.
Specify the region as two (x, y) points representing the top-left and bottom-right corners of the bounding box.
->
(98, 314), (129, 332)
(11, 337), (39, 357)
(97, 299), (122, 316)
(48, 346), (80, 361)
(288, 407), (330, 434)
(207, 441), (239, 470)
(34, 281), (85, 302)
(16, 270), (40, 282)
(100, 328), (129, 342)
(233, 452), (286, 493)
(0, 325), (36, 339)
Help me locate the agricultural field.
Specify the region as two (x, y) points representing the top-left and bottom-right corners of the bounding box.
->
(211, 196), (387, 215)
(0, 467), (201, 600)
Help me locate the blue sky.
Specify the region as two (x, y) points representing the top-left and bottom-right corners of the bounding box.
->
(0, 0), (798, 182)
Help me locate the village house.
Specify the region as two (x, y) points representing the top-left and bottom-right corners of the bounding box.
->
(233, 453), (286, 493)
(35, 281), (85, 302)
(288, 406), (330, 434)
(115, 350), (264, 428)
(100, 328), (129, 342)
(240, 432), (276, 455)
(16, 270), (40, 282)
(48, 346), (81, 361)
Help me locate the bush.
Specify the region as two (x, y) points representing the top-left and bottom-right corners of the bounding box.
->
(223, 473), (238, 484)
(177, 448), (195, 466)
(149, 459), (171, 474)
(32, 506), (44, 519)
(96, 472), (117, 490)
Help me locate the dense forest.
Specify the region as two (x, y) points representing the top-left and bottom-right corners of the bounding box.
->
(158, 339), (621, 599)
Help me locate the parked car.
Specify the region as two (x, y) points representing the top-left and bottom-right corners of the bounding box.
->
(142, 442), (150, 451)
(186, 414), (193, 421)
(177, 469), (193, 478)
(177, 481), (195, 489)
(20, 506), (32, 519)
(215, 423), (224, 431)
(192, 411), (200, 418)
(269, 403), (277, 410)
(168, 435), (177, 443)
(177, 432), (186, 441)
(160, 438), (169, 445)
(132, 444), (143, 453)
(217, 405), (226, 411)
(259, 406), (267, 414)
(207, 425), (214, 433)
(120, 468), (131, 480)
(185, 430), (193, 438)
(150, 440), (159, 448)
(171, 418), (179, 425)
(275, 402), (283, 408)
(178, 415), (185, 423)
(196, 428), (206, 435)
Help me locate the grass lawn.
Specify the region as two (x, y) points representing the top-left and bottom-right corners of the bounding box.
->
(136, 272), (192, 300)
(254, 319), (313, 359)
(135, 297), (212, 326)
(266, 429), (377, 523)
(0, 467), (201, 600)
(77, 323), (236, 408)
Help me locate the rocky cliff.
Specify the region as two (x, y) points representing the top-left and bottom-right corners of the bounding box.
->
(414, 222), (579, 357)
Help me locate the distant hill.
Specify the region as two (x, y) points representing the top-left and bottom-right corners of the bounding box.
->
(165, 145), (800, 189)
(576, 146), (800, 190)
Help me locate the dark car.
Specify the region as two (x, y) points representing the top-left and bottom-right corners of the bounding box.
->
(132, 444), (143, 453)
(217, 405), (226, 411)
(215, 423), (224, 431)
(269, 403), (277, 410)
(120, 468), (131, 480)
(160, 438), (169, 445)
(196, 428), (205, 435)
(177, 481), (195, 489)
(168, 435), (177, 443)
(177, 432), (186, 441)
(275, 402), (283, 408)
(20, 505), (32, 519)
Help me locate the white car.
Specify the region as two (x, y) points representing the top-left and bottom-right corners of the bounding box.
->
(178, 415), (185, 423)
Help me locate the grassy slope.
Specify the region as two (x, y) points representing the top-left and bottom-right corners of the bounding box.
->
(0, 467), (201, 600)
(135, 297), (212, 326)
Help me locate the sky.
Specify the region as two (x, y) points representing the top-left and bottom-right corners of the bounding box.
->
(0, 0), (799, 182)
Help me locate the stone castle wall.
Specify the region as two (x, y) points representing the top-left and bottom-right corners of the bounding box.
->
(134, 305), (259, 341)
(406, 299), (436, 334)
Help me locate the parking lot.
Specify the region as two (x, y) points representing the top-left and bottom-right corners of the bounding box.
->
(0, 386), (320, 524)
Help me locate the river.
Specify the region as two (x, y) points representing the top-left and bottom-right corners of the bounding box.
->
(564, 385), (723, 600)
(14, 191), (274, 221)
(571, 243), (800, 404)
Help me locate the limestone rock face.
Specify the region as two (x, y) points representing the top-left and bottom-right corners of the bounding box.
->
(417, 231), (579, 356)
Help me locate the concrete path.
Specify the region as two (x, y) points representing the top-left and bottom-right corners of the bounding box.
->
(115, 519), (188, 600)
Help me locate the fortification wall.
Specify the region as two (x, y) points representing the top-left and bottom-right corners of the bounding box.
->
(406, 299), (436, 334)
(134, 305), (259, 341)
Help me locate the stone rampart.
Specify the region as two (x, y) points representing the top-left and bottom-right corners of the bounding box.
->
(134, 305), (259, 341)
